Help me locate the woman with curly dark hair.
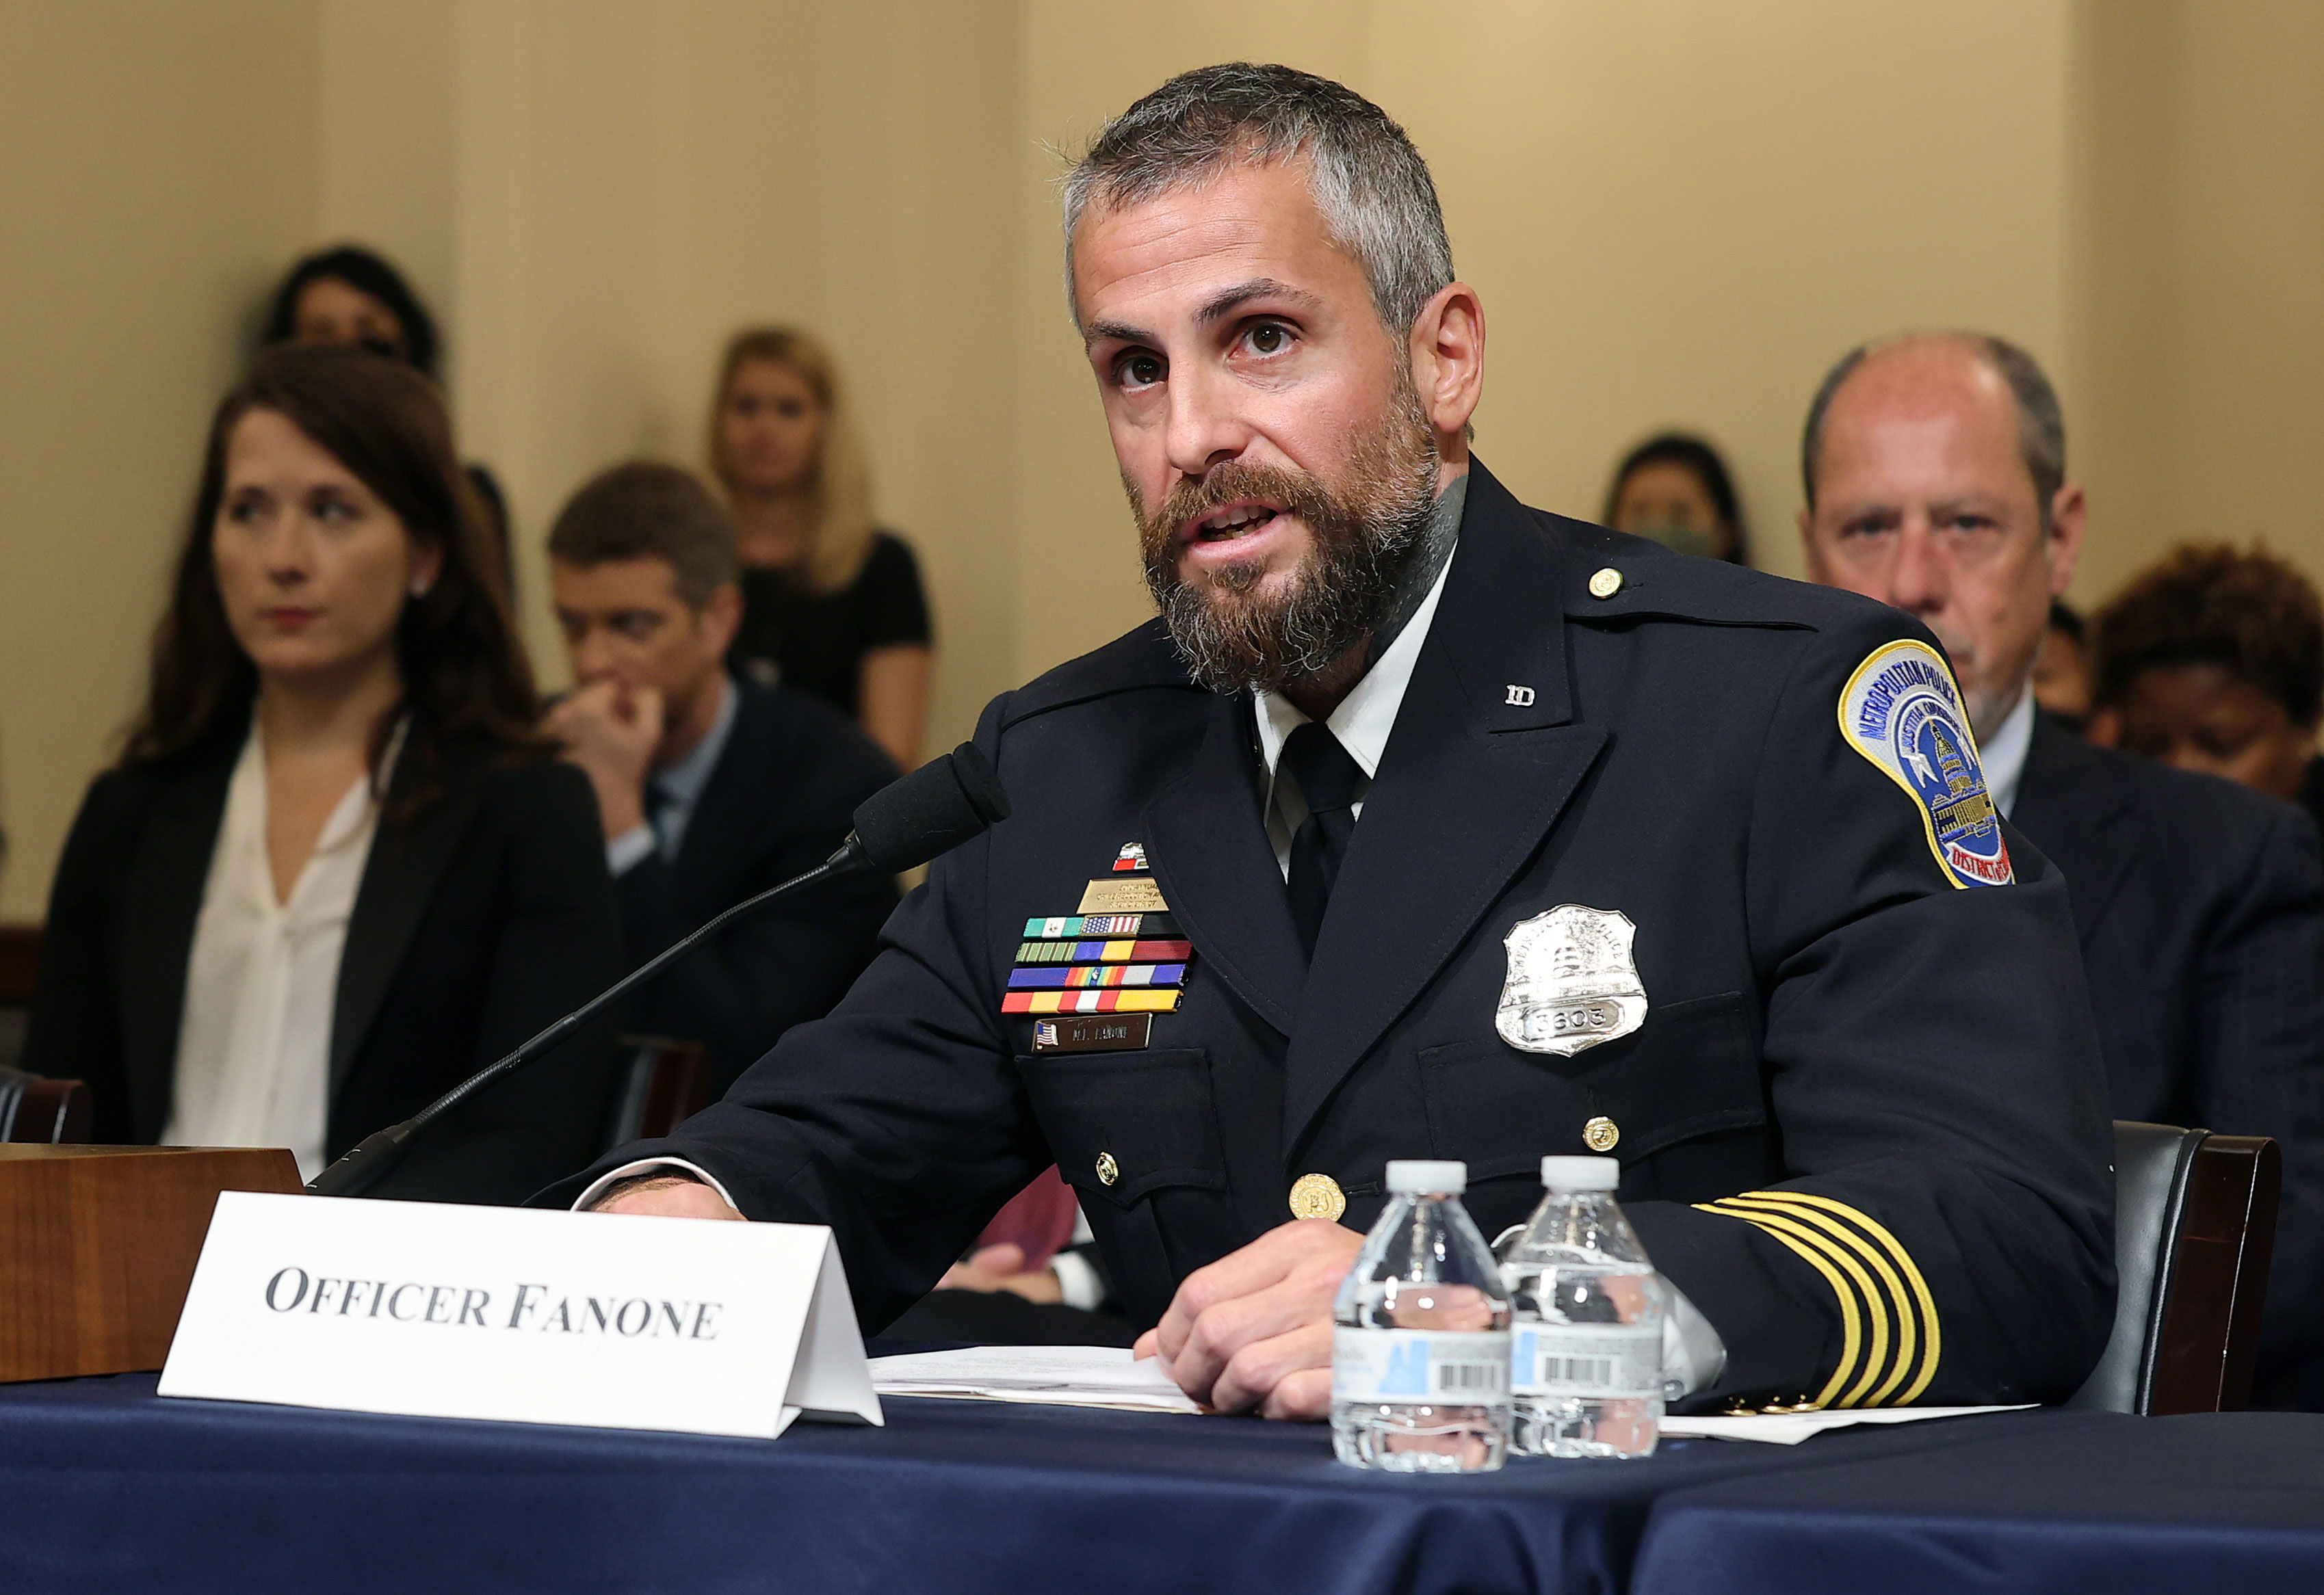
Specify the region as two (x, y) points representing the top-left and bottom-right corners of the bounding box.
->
(25, 346), (625, 1203)
(2091, 541), (2324, 830)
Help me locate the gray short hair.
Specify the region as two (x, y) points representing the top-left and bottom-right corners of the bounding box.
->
(1062, 63), (1454, 337)
(1801, 332), (2067, 523)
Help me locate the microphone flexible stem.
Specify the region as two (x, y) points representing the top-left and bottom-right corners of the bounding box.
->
(308, 844), (854, 1198)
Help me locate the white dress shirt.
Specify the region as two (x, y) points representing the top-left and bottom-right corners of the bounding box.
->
(163, 723), (391, 1181)
(1980, 681), (2037, 819)
(1254, 546), (1454, 878)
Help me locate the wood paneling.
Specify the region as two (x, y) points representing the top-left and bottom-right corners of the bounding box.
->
(0, 1145), (303, 1382)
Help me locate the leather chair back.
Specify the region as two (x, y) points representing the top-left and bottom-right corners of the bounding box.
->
(602, 1036), (712, 1149)
(2068, 1120), (2280, 1414)
(0, 1066), (92, 1144)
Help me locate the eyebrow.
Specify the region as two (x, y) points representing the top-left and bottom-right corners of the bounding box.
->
(1082, 317), (1149, 347)
(1196, 277), (1318, 324)
(1082, 278), (1322, 348)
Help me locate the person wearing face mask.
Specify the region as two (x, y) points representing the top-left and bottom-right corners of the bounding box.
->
(707, 327), (932, 772)
(2089, 542), (2324, 842)
(262, 244), (514, 593)
(542, 461), (898, 1097)
(1801, 332), (2324, 1407)
(1600, 432), (1749, 564)
(24, 347), (627, 1204)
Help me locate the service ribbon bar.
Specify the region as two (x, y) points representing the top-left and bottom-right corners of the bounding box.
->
(1006, 962), (1187, 991)
(1013, 938), (1194, 966)
(1002, 989), (1182, 1015)
(1023, 914), (1179, 940)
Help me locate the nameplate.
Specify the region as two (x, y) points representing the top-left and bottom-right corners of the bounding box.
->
(158, 1191), (881, 1439)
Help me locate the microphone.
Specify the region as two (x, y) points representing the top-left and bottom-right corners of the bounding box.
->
(308, 742), (1008, 1198)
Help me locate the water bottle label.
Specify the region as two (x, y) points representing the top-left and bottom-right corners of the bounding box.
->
(1332, 1329), (1510, 1402)
(1511, 1323), (1660, 1397)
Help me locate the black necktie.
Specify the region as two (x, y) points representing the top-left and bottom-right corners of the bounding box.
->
(1283, 722), (1366, 960)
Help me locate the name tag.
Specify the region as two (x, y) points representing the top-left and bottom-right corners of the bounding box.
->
(158, 1191), (881, 1439)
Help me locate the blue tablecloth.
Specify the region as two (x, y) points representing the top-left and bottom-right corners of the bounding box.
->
(1633, 1411), (2324, 1595)
(0, 1371), (2113, 1595)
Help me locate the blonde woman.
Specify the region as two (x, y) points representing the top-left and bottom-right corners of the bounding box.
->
(710, 327), (931, 769)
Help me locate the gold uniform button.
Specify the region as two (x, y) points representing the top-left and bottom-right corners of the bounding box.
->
(1587, 566), (1623, 599)
(1095, 1152), (1120, 1186)
(1288, 1172), (1348, 1222)
(1583, 1116), (1621, 1152)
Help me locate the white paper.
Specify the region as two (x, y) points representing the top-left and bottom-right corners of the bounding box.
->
(160, 1191), (882, 1438)
(1660, 1403), (2033, 1445)
(870, 1344), (1203, 1414)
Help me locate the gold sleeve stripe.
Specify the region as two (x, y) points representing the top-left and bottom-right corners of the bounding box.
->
(1761, 1190), (1944, 1405)
(1694, 1200), (1864, 1410)
(1696, 1191), (1944, 1408)
(1716, 1194), (1927, 1407)
(1699, 1198), (1890, 1408)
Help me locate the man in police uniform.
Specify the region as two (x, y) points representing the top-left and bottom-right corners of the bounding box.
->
(563, 63), (2115, 1417)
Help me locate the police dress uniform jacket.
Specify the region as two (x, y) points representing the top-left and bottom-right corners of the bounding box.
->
(28, 728), (629, 1205)
(614, 678), (900, 1096)
(555, 463), (2117, 1412)
(2013, 711), (2324, 1397)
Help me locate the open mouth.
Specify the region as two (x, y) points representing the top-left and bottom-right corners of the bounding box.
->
(1183, 501), (1285, 546)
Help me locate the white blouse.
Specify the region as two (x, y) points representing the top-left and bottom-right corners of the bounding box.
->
(161, 724), (388, 1180)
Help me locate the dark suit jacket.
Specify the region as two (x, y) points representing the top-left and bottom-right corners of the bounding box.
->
(616, 678), (899, 1094)
(25, 728), (628, 1204)
(555, 462), (2117, 1412)
(2013, 713), (2324, 1392)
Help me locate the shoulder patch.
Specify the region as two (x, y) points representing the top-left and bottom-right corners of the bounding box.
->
(1838, 640), (2013, 888)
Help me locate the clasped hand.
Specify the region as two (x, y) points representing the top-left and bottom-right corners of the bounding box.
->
(595, 1185), (1362, 1423)
(1135, 1217), (1362, 1421)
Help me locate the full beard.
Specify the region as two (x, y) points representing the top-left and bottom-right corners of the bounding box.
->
(1132, 378), (1441, 696)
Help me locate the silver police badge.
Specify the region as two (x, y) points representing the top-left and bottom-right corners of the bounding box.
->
(1497, 905), (1648, 1057)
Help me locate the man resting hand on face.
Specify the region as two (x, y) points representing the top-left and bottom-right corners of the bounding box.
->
(552, 64), (2116, 1420)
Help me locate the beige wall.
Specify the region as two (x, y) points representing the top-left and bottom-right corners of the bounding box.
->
(2070, 0), (2324, 603)
(0, 1), (322, 919)
(4, 0), (2320, 919)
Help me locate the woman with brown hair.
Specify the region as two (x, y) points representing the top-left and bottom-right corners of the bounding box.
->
(709, 326), (932, 769)
(25, 346), (625, 1203)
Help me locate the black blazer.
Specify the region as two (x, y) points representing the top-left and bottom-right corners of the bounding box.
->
(25, 728), (629, 1204)
(616, 678), (899, 1094)
(2012, 712), (2324, 1395)
(558, 462), (2117, 1412)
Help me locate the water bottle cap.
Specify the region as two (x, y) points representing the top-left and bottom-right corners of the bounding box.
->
(1384, 1159), (1467, 1195)
(1540, 1155), (1621, 1191)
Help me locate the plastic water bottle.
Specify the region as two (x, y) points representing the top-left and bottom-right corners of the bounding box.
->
(1501, 1155), (1665, 1458)
(1331, 1159), (1511, 1473)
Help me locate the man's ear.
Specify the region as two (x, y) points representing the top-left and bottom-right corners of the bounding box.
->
(2046, 482), (2089, 596)
(698, 581), (744, 657)
(1407, 282), (1485, 458)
